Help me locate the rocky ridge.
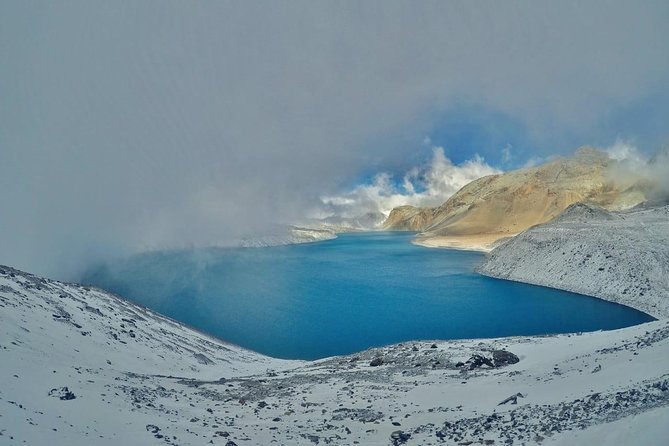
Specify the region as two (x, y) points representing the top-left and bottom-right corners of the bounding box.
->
(384, 148), (647, 250)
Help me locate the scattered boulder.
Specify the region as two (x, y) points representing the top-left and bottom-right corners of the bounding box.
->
(492, 350), (520, 367)
(301, 434), (320, 444)
(193, 353), (215, 365)
(498, 392), (524, 405)
(48, 387), (76, 401)
(390, 430), (411, 445)
(146, 425), (159, 434)
(463, 351), (519, 370)
(465, 354), (495, 370)
(370, 357), (384, 367)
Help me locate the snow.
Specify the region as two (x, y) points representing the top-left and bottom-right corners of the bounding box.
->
(479, 203), (669, 318)
(2, 204), (669, 445)
(238, 227), (336, 248)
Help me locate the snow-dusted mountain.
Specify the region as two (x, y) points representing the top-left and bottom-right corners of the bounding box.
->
(479, 203), (669, 318)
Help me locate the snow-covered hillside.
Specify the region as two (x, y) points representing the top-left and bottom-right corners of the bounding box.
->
(479, 204), (669, 318)
(238, 227), (336, 248)
(2, 260), (669, 445)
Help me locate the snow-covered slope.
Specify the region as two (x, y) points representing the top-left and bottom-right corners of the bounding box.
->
(2, 260), (669, 445)
(238, 227), (336, 248)
(479, 204), (669, 318)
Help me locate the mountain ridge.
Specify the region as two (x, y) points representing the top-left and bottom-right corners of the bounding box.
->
(384, 147), (647, 250)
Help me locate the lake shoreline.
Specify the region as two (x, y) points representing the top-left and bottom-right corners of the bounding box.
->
(81, 231), (651, 360)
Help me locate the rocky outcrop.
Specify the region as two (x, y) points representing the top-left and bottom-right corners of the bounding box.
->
(382, 206), (435, 231)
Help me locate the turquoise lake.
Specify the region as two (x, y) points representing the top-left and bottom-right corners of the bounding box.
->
(82, 232), (654, 360)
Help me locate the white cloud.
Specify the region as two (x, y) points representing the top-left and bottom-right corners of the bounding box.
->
(604, 139), (669, 202)
(605, 138), (648, 167)
(318, 146), (501, 218)
(501, 144), (513, 164)
(522, 156), (545, 169)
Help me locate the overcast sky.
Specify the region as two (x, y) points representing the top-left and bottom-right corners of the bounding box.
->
(2, 1), (668, 278)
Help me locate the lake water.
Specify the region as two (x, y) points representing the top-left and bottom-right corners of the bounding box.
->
(82, 232), (654, 359)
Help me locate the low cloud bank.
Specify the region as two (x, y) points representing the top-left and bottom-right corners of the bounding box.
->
(605, 139), (669, 203)
(316, 146), (501, 219)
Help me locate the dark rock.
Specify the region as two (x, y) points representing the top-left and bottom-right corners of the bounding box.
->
(498, 392), (524, 405)
(369, 357), (384, 367)
(390, 430), (411, 445)
(193, 353), (215, 365)
(492, 350), (520, 367)
(145, 424), (160, 434)
(466, 354), (495, 370)
(48, 387), (76, 401)
(303, 434), (320, 444)
(431, 343), (438, 349)
(60, 390), (76, 400)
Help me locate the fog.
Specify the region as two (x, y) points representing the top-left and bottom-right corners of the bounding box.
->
(1, 2), (668, 279)
(318, 145), (501, 218)
(605, 140), (669, 202)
